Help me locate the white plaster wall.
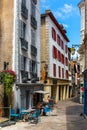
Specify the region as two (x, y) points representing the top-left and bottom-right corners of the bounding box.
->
(13, 0), (41, 109)
(80, 5), (85, 44)
(45, 16), (68, 79)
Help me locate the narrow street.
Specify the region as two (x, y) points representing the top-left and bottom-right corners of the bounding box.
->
(1, 96), (87, 130)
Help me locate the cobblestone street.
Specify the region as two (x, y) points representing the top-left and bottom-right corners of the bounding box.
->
(1, 96), (87, 130)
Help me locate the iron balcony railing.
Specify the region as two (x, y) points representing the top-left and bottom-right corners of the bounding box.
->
(21, 71), (28, 83)
(31, 45), (37, 56)
(21, 38), (28, 51)
(21, 3), (28, 19)
(31, 15), (37, 29)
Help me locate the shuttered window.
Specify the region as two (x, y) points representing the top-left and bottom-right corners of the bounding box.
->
(65, 57), (68, 66)
(58, 50), (61, 62)
(61, 54), (64, 64)
(52, 27), (56, 41)
(66, 70), (68, 79)
(53, 46), (57, 59)
(53, 64), (56, 77)
(58, 66), (61, 78)
(65, 45), (68, 53)
(57, 34), (60, 46)
(62, 68), (64, 78)
(61, 40), (64, 50)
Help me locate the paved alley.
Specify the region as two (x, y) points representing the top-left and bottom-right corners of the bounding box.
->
(0, 96), (87, 130)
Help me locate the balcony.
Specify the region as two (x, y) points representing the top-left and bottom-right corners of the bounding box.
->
(21, 38), (28, 51)
(31, 45), (37, 56)
(21, 3), (28, 19)
(31, 15), (37, 29)
(21, 71), (28, 83)
(32, 0), (37, 5)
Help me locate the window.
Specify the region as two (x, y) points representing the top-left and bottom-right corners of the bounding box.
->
(53, 64), (56, 77)
(58, 66), (61, 78)
(22, 0), (26, 4)
(31, 29), (36, 46)
(52, 27), (56, 41)
(29, 60), (37, 78)
(65, 57), (68, 66)
(65, 45), (68, 53)
(58, 51), (61, 62)
(31, 1), (36, 17)
(23, 22), (26, 39)
(62, 68), (64, 78)
(61, 40), (64, 50)
(66, 70), (68, 79)
(53, 46), (57, 59)
(57, 34), (60, 46)
(61, 54), (64, 64)
(20, 55), (27, 71)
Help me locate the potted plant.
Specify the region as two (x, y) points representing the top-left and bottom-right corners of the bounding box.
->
(0, 70), (16, 116)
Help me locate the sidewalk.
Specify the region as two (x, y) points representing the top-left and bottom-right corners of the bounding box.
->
(0, 96), (87, 130)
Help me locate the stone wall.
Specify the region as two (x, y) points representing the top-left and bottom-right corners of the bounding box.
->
(0, 0), (14, 70)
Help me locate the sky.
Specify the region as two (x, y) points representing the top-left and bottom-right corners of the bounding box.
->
(40, 0), (81, 49)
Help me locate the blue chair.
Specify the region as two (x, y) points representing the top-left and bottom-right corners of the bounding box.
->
(20, 108), (26, 119)
(29, 109), (41, 124)
(10, 109), (20, 121)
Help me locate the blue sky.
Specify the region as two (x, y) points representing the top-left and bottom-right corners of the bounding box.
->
(40, 0), (81, 48)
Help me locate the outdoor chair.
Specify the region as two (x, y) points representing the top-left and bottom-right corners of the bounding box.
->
(29, 109), (41, 124)
(20, 108), (26, 120)
(10, 109), (20, 121)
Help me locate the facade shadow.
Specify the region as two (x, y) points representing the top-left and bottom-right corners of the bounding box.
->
(66, 103), (87, 130)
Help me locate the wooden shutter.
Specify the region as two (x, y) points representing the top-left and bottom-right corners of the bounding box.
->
(62, 68), (64, 78)
(59, 66), (61, 78)
(53, 64), (56, 77)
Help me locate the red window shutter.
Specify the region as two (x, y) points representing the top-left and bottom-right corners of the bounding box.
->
(63, 55), (64, 64)
(62, 68), (64, 78)
(65, 45), (68, 53)
(53, 64), (56, 77)
(58, 66), (61, 77)
(52, 27), (56, 41)
(54, 29), (56, 41)
(53, 46), (57, 59)
(62, 41), (64, 50)
(66, 70), (68, 79)
(57, 35), (60, 45)
(53, 46), (55, 58)
(65, 57), (68, 66)
(52, 27), (54, 39)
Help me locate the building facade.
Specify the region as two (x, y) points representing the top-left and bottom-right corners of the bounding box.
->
(40, 10), (72, 103)
(78, 0), (85, 73)
(0, 0), (43, 111)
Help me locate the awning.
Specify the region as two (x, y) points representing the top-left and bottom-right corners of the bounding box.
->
(33, 90), (49, 94)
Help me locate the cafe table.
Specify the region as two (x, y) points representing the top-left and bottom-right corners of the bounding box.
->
(21, 108), (36, 121)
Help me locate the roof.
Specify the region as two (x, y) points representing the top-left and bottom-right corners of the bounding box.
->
(41, 10), (70, 42)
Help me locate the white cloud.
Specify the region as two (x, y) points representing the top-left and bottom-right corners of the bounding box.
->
(62, 24), (69, 28)
(54, 4), (77, 20)
(61, 4), (73, 14)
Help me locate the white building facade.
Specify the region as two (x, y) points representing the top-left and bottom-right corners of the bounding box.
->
(13, 0), (43, 110)
(41, 10), (72, 103)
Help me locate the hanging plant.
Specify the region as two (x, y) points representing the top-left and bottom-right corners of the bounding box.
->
(0, 70), (16, 96)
